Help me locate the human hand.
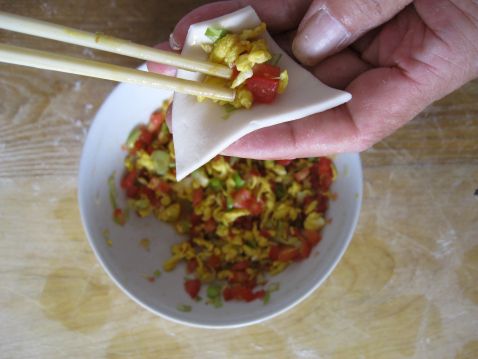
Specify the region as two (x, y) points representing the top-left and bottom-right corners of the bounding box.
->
(148, 0), (478, 159)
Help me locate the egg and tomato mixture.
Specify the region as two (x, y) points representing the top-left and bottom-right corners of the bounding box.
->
(199, 23), (288, 110)
(113, 101), (336, 304)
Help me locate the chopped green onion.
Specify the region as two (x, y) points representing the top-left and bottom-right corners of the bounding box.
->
(125, 127), (141, 149)
(207, 284), (221, 299)
(206, 283), (223, 308)
(268, 53), (282, 66)
(153, 270), (161, 277)
(275, 184), (286, 199)
(268, 282), (280, 292)
(108, 172), (118, 209)
(176, 304), (192, 312)
(246, 240), (258, 249)
(151, 150), (170, 175)
(209, 178), (223, 191)
(226, 197), (234, 210)
(233, 173), (245, 188)
(222, 104), (237, 120)
(176, 220), (191, 234)
(263, 283), (280, 305)
(205, 27), (229, 42)
(158, 123), (170, 144)
(212, 297), (223, 308)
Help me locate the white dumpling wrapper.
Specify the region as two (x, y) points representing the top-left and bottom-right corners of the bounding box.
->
(172, 6), (351, 180)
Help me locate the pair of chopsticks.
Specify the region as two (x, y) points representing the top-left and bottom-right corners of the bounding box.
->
(0, 11), (235, 101)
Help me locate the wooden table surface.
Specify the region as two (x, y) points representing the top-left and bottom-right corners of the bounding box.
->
(1, 1), (477, 358)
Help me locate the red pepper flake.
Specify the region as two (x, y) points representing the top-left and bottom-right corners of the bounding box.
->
(144, 275), (156, 283)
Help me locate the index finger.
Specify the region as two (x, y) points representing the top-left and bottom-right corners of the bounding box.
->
(171, 0), (312, 49)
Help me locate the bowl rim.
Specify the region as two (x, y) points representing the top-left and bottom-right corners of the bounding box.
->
(78, 73), (363, 329)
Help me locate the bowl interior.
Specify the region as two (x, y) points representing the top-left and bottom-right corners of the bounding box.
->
(78, 73), (363, 328)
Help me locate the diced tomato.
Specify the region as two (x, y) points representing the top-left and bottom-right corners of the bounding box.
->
(246, 76), (279, 103)
(203, 219), (217, 233)
(237, 286), (255, 302)
(232, 260), (249, 271)
(233, 188), (264, 215)
(139, 187), (155, 202)
(192, 188), (203, 206)
(234, 215), (253, 230)
(276, 159), (292, 166)
(233, 188), (251, 208)
(184, 279), (201, 299)
(206, 255), (221, 269)
(318, 157), (333, 176)
(145, 144), (155, 155)
(134, 139), (146, 151)
(187, 259), (198, 274)
(316, 194), (328, 213)
(222, 287), (233, 301)
(278, 247), (299, 262)
(294, 167), (310, 182)
(269, 245), (280, 261)
(190, 213), (202, 226)
(223, 285), (255, 302)
(253, 289), (266, 300)
(113, 208), (126, 225)
(260, 229), (271, 238)
(139, 128), (153, 145)
(230, 271), (248, 284)
(248, 199), (264, 216)
(231, 66), (239, 80)
(157, 181), (171, 193)
(121, 170), (137, 189)
(148, 111), (164, 132)
(299, 240), (312, 259)
(252, 63), (281, 78)
(303, 230), (322, 247)
(320, 175), (333, 192)
(126, 185), (139, 198)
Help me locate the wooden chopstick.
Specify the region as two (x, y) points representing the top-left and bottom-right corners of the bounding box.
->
(0, 43), (235, 102)
(0, 11), (232, 79)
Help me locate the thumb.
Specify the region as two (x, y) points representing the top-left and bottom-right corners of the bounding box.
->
(292, 0), (412, 66)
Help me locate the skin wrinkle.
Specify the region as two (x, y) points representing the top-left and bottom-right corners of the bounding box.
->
(312, 49), (372, 89)
(450, 0), (478, 24)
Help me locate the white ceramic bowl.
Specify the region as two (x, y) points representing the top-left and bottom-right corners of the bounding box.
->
(78, 69), (363, 328)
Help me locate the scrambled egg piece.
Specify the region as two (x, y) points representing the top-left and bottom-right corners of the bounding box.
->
(304, 212), (326, 231)
(239, 22), (266, 40)
(157, 203), (180, 222)
(209, 34), (251, 67)
(221, 209), (250, 225)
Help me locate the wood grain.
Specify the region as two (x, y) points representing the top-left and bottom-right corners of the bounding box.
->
(0, 1), (477, 359)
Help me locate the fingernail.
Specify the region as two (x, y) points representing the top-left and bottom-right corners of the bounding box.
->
(293, 10), (350, 66)
(169, 33), (182, 51)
